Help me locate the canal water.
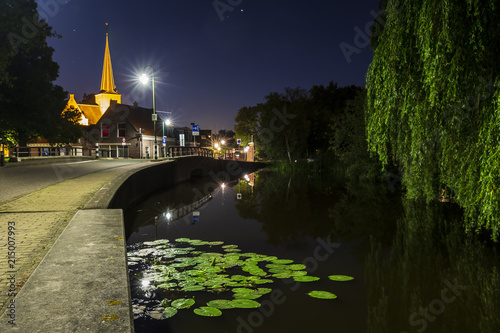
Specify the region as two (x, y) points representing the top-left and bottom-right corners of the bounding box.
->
(124, 168), (500, 333)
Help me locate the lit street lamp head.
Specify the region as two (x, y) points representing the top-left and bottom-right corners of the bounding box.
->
(165, 119), (171, 126)
(139, 73), (149, 85)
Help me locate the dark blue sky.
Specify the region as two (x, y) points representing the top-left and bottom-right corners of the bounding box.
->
(38, 0), (379, 131)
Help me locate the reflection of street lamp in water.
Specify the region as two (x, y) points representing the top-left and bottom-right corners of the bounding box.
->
(221, 183), (226, 206)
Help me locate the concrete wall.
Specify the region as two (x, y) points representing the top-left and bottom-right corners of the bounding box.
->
(109, 157), (266, 209)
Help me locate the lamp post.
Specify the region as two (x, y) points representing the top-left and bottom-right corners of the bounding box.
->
(140, 65), (157, 160)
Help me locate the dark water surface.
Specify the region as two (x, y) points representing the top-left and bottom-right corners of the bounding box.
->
(125, 169), (500, 333)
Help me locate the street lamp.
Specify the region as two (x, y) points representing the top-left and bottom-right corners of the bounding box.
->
(140, 65), (157, 160)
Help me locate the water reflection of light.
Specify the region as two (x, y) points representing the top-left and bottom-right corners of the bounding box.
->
(141, 279), (150, 287)
(221, 183), (225, 189)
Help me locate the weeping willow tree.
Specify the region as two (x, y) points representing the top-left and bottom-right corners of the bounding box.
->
(366, 0), (500, 239)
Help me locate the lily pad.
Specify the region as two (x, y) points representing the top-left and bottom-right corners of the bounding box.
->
(266, 264), (288, 269)
(193, 307), (222, 317)
(287, 264), (306, 271)
(175, 238), (191, 242)
(157, 282), (177, 289)
(308, 291), (338, 299)
(182, 285), (205, 292)
(207, 299), (236, 309)
(232, 293), (262, 300)
(232, 288), (256, 294)
(163, 307), (178, 318)
(293, 275), (320, 282)
(230, 299), (261, 309)
(171, 298), (195, 309)
(272, 259), (294, 264)
(328, 275), (354, 281)
(207, 241), (224, 246)
(272, 272), (293, 279)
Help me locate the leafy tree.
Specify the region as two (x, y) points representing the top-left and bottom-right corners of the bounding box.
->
(0, 0), (81, 146)
(366, 0), (500, 238)
(234, 105), (260, 146)
(308, 83), (362, 155)
(80, 93), (97, 105)
(233, 84), (364, 163)
(259, 87), (310, 162)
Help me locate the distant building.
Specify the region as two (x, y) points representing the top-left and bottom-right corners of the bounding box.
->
(199, 129), (212, 148)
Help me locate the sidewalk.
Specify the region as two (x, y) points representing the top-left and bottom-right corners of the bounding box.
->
(0, 161), (155, 331)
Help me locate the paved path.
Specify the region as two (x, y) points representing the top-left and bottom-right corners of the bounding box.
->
(0, 160), (155, 331)
(0, 159), (147, 204)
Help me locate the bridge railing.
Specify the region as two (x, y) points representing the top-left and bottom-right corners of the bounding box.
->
(167, 146), (213, 158)
(165, 194), (213, 222)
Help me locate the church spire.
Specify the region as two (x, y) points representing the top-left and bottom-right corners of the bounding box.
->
(100, 23), (116, 93)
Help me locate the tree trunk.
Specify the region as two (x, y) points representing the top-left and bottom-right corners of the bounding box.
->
(285, 136), (292, 163)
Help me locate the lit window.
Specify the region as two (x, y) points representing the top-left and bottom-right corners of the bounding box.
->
(118, 123), (126, 138)
(102, 124), (110, 138)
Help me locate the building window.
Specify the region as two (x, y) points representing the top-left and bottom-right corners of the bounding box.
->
(102, 124), (110, 138)
(118, 123), (126, 138)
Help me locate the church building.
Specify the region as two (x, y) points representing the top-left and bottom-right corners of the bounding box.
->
(64, 25), (176, 159)
(64, 23), (121, 126)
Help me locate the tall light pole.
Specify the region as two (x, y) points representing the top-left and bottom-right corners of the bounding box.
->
(140, 65), (157, 160)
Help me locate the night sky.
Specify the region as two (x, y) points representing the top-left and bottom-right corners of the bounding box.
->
(38, 0), (379, 131)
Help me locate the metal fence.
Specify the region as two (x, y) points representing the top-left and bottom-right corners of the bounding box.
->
(168, 146), (213, 158)
(10, 147), (96, 158)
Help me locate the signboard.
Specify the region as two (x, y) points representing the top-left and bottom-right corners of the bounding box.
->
(193, 211), (200, 223)
(162, 137), (166, 145)
(237, 139), (241, 145)
(122, 137), (126, 146)
(152, 114), (158, 121)
(179, 134), (185, 147)
(192, 124), (200, 136)
(237, 193), (242, 200)
(232, 148), (235, 153)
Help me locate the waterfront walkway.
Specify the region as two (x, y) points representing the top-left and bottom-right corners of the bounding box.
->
(0, 160), (157, 332)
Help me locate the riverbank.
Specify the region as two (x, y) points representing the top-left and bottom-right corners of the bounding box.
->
(0, 160), (156, 332)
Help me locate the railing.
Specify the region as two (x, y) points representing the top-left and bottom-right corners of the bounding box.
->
(164, 194), (213, 222)
(168, 146), (214, 158)
(10, 147), (96, 158)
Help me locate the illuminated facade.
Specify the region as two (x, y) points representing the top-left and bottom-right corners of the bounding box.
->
(63, 24), (121, 125)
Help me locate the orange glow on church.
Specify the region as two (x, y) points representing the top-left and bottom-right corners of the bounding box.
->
(63, 23), (121, 125)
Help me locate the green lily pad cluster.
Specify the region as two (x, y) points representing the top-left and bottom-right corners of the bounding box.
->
(128, 238), (354, 319)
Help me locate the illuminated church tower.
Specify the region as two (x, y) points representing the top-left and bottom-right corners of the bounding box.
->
(64, 24), (121, 126)
(94, 23), (121, 115)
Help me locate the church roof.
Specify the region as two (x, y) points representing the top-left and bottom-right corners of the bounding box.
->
(100, 24), (116, 94)
(78, 104), (102, 125)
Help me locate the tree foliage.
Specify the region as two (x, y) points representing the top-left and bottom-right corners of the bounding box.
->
(366, 0), (500, 238)
(234, 83), (362, 163)
(0, 0), (81, 146)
